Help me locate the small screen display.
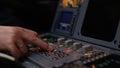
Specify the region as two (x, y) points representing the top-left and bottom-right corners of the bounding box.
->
(81, 0), (120, 41)
(57, 12), (73, 31)
(60, 12), (73, 24)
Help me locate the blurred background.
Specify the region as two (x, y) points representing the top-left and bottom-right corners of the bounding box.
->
(0, 0), (59, 33)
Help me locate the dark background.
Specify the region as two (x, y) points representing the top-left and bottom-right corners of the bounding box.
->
(81, 0), (120, 41)
(0, 0), (59, 33)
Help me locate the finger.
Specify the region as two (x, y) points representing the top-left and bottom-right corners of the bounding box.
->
(7, 43), (21, 59)
(15, 39), (28, 57)
(20, 29), (52, 52)
(18, 27), (38, 37)
(25, 37), (52, 52)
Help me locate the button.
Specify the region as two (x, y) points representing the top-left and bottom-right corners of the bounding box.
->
(43, 38), (48, 42)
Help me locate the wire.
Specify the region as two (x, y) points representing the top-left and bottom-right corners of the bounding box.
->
(0, 52), (15, 61)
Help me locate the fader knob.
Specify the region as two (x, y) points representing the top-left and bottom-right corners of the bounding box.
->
(65, 39), (73, 48)
(57, 37), (65, 45)
(72, 42), (82, 50)
(82, 45), (93, 53)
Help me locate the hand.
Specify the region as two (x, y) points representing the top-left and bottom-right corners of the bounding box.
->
(0, 26), (52, 59)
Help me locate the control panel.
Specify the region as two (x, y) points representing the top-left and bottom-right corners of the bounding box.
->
(22, 0), (120, 68)
(22, 34), (111, 68)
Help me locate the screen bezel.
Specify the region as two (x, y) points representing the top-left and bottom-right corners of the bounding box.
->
(74, 0), (120, 50)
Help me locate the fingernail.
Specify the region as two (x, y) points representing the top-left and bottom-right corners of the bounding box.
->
(47, 44), (54, 52)
(48, 46), (52, 52)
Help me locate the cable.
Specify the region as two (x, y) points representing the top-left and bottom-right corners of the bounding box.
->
(0, 52), (15, 61)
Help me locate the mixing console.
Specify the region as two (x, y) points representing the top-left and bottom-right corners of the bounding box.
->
(22, 0), (120, 68)
(24, 35), (111, 68)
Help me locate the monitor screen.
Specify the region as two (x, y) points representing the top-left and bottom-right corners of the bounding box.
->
(60, 12), (73, 24)
(57, 12), (73, 31)
(81, 0), (120, 42)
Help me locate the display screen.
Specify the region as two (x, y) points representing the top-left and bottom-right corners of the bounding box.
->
(81, 0), (120, 41)
(60, 12), (73, 24)
(58, 12), (73, 31)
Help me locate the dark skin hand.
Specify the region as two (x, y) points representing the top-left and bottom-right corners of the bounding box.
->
(0, 26), (52, 59)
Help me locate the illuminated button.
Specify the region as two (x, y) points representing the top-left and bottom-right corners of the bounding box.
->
(95, 56), (100, 59)
(65, 48), (72, 53)
(57, 37), (65, 45)
(48, 43), (54, 46)
(58, 45), (64, 48)
(43, 38), (48, 42)
(87, 59), (91, 63)
(91, 58), (95, 61)
(55, 44), (64, 49)
(84, 51), (93, 58)
(47, 38), (55, 42)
